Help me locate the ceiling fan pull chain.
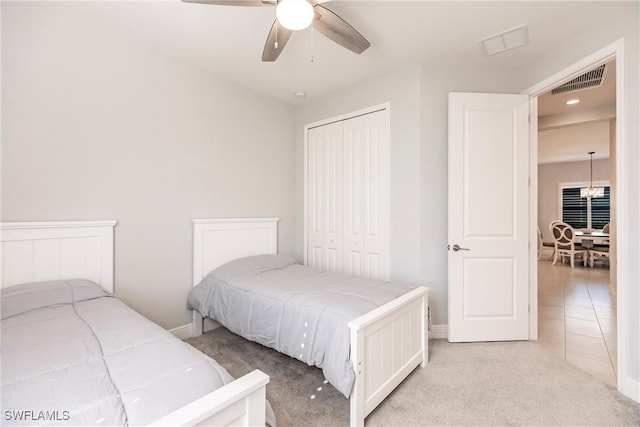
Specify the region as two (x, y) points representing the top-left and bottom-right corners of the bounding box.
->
(310, 23), (314, 62)
(275, 16), (279, 50)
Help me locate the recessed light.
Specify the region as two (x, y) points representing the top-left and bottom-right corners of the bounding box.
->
(566, 99), (580, 105)
(294, 91), (306, 99)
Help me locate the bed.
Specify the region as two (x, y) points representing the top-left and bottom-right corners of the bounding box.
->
(1, 221), (271, 426)
(189, 218), (429, 427)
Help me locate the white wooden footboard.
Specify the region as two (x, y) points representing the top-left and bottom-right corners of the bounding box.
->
(151, 369), (269, 426)
(348, 287), (429, 427)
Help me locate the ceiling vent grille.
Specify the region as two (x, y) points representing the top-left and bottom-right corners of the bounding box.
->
(551, 64), (607, 95)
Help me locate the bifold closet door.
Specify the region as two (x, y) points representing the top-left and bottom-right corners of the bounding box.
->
(306, 108), (389, 280)
(307, 121), (344, 272)
(343, 110), (389, 279)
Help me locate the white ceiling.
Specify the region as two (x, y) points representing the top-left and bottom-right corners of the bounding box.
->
(44, 0), (618, 105)
(537, 60), (616, 164)
(6, 1), (620, 164)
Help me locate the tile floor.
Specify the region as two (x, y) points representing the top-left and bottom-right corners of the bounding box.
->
(538, 255), (617, 386)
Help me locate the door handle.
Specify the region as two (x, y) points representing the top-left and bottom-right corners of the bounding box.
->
(450, 244), (470, 252)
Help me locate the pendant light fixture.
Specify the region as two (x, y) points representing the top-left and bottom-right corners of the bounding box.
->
(276, 0), (314, 31)
(580, 151), (605, 199)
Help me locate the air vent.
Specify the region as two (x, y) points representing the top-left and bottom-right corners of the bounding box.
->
(551, 64), (607, 95)
(479, 25), (529, 56)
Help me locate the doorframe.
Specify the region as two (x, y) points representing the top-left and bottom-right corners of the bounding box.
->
(522, 38), (629, 397)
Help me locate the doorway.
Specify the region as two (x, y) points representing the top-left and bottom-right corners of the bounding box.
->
(536, 60), (616, 385)
(524, 40), (626, 394)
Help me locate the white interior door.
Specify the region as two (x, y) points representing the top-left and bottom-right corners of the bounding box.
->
(448, 92), (530, 342)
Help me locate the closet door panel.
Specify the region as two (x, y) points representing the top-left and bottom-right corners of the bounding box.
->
(343, 116), (364, 277)
(307, 122), (343, 271)
(362, 110), (389, 280)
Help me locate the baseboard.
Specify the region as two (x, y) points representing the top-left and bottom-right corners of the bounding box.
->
(430, 324), (448, 339)
(172, 319), (222, 339)
(169, 323), (192, 340)
(621, 376), (640, 403)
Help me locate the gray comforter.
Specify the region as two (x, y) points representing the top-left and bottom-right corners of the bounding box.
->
(1, 279), (235, 426)
(188, 254), (414, 398)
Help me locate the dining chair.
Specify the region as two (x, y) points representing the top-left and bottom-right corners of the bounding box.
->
(550, 221), (588, 268)
(547, 220), (562, 260)
(538, 225), (555, 260)
(589, 246), (610, 267)
(590, 222), (611, 267)
(537, 226), (543, 260)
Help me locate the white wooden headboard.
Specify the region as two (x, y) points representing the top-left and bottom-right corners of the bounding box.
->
(1, 221), (117, 292)
(192, 218), (279, 285)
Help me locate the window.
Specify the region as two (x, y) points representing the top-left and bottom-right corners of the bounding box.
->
(561, 185), (610, 229)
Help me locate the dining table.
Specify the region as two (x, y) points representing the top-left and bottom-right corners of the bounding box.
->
(575, 230), (610, 247)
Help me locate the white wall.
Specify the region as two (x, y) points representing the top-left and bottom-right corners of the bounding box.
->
(538, 120), (611, 164)
(1, 3), (297, 329)
(538, 158), (610, 240)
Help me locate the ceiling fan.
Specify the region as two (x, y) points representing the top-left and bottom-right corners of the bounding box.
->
(181, 0), (371, 62)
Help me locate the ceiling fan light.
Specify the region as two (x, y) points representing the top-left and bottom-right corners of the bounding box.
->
(276, 0), (314, 31)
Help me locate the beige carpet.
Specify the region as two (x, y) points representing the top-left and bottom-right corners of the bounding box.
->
(187, 327), (640, 426)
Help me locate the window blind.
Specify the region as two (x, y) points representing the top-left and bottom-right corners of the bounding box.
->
(561, 186), (610, 230)
(591, 186), (611, 229)
(562, 187), (587, 228)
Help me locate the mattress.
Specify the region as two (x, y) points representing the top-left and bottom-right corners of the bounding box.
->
(188, 254), (414, 398)
(1, 279), (235, 426)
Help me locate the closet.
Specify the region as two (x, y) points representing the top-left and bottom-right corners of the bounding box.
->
(304, 107), (390, 280)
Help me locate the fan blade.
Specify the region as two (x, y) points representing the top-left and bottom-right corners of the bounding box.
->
(180, 0), (275, 6)
(262, 21), (293, 62)
(313, 5), (370, 54)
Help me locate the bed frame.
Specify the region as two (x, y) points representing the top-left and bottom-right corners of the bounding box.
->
(1, 220), (269, 427)
(191, 218), (429, 427)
